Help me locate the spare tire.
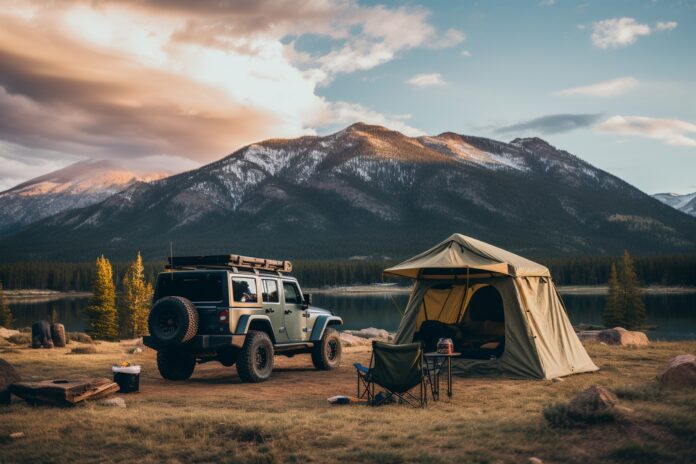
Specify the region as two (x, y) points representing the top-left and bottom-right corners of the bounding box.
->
(148, 296), (199, 346)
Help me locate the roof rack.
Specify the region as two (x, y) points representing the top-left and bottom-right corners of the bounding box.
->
(166, 254), (293, 273)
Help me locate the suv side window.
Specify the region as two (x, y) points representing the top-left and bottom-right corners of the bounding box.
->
(232, 277), (258, 303)
(282, 282), (302, 305)
(262, 279), (279, 303)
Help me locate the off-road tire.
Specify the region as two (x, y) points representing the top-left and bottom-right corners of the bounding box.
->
(148, 296), (199, 347)
(236, 330), (274, 383)
(311, 328), (342, 370)
(157, 349), (196, 380)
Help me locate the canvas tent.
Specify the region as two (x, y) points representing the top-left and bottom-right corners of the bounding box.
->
(386, 234), (598, 379)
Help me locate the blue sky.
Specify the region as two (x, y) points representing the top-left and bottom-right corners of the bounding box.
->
(0, 0), (694, 194)
(317, 0), (696, 194)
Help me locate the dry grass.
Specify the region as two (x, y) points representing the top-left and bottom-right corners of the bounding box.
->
(0, 341), (694, 463)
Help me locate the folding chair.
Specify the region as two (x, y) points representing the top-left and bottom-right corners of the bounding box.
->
(354, 341), (430, 407)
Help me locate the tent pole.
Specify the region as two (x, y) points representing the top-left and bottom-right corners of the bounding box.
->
(456, 267), (470, 323)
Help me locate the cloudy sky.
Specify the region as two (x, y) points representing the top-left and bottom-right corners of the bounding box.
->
(1, 0), (694, 194)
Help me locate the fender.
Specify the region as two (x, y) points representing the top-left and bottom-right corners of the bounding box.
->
(310, 315), (343, 341)
(235, 314), (273, 335)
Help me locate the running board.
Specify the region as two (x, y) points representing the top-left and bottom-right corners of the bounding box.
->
(274, 342), (313, 353)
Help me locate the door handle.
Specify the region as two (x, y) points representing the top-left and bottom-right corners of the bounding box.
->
(265, 308), (275, 313)
(284, 310), (292, 314)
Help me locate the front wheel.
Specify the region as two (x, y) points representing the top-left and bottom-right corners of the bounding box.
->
(157, 349), (195, 380)
(236, 330), (274, 383)
(312, 328), (342, 370)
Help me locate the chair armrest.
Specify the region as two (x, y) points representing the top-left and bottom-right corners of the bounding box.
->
(353, 363), (370, 375)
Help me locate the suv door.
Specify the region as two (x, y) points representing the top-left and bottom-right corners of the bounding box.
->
(281, 281), (305, 341)
(261, 278), (287, 343)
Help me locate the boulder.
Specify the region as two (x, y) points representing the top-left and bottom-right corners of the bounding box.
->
(0, 327), (20, 339)
(597, 327), (649, 346)
(344, 327), (391, 340)
(51, 323), (66, 348)
(0, 359), (21, 404)
(31, 320), (53, 349)
(567, 384), (618, 419)
(340, 332), (371, 347)
(7, 333), (31, 346)
(658, 354), (696, 388)
(576, 330), (600, 343)
(67, 332), (94, 344)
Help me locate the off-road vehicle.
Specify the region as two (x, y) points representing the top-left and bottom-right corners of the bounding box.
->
(143, 254), (343, 382)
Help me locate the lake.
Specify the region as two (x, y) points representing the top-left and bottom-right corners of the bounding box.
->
(8, 292), (696, 341)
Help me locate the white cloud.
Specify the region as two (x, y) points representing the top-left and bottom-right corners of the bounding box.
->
(554, 77), (639, 96)
(590, 17), (678, 49)
(591, 17), (651, 48)
(539, 0), (555, 5)
(0, 0), (465, 186)
(461, 50), (472, 57)
(656, 21), (678, 31)
(405, 73), (448, 88)
(597, 116), (696, 147)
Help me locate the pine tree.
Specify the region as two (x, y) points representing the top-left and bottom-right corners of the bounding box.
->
(603, 263), (623, 328)
(120, 252), (153, 337)
(85, 255), (118, 340)
(0, 281), (13, 328)
(619, 251), (646, 329)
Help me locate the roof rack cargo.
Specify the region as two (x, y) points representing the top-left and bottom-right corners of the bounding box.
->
(166, 254), (293, 273)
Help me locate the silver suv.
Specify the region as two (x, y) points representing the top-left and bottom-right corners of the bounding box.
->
(143, 255), (343, 382)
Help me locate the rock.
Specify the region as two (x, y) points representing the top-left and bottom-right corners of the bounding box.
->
(98, 397), (126, 408)
(31, 320), (53, 349)
(7, 333), (31, 346)
(577, 330), (600, 343)
(340, 332), (371, 347)
(528, 458), (544, 464)
(67, 332), (94, 344)
(0, 327), (20, 339)
(597, 327), (649, 346)
(128, 347), (143, 354)
(69, 345), (98, 355)
(50, 323), (67, 348)
(344, 327), (391, 340)
(567, 385), (618, 418)
(0, 359), (21, 404)
(658, 354), (696, 388)
(9, 432), (24, 439)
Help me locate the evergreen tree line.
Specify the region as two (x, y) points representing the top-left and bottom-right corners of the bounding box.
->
(84, 253), (153, 339)
(1, 254), (696, 291)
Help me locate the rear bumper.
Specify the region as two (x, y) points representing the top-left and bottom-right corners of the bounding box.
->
(143, 334), (246, 351)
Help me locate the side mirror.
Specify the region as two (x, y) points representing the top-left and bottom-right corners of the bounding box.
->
(302, 293), (312, 309)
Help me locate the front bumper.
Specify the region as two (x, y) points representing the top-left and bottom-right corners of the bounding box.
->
(143, 334), (246, 351)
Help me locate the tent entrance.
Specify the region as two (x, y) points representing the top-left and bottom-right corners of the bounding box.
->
(413, 284), (506, 360)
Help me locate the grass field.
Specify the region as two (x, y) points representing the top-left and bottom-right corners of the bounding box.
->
(1, 340), (695, 463)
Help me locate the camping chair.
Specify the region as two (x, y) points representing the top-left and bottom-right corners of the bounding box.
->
(354, 341), (430, 407)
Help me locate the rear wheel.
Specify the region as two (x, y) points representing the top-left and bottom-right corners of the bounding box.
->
(157, 349), (195, 380)
(236, 331), (274, 383)
(312, 328), (342, 370)
(148, 296), (199, 347)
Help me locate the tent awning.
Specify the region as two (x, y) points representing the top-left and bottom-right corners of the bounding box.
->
(383, 234), (550, 279)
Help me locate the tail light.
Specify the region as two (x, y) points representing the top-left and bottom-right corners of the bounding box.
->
(218, 309), (229, 324)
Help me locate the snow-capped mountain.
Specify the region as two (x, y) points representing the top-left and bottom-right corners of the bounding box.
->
(0, 160), (166, 233)
(1, 123), (695, 261)
(652, 192), (696, 217)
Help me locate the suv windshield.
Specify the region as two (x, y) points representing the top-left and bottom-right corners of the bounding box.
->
(155, 272), (225, 303)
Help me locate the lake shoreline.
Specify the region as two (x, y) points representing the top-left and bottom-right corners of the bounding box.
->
(6, 284), (696, 299)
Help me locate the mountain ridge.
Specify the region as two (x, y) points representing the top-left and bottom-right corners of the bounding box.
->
(1, 123), (694, 261)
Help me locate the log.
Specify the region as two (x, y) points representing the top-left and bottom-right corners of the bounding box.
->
(51, 323), (66, 348)
(9, 378), (119, 406)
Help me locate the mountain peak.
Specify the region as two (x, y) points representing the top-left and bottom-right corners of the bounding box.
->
(509, 137), (555, 150)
